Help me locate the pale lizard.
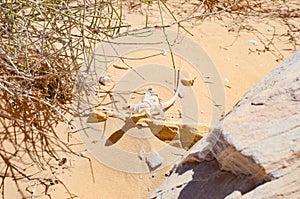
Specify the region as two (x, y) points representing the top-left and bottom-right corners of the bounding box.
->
(124, 70), (183, 119)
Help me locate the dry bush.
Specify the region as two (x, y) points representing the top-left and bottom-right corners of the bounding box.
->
(0, 0), (128, 197)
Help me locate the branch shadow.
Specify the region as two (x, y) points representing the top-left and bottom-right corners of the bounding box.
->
(0, 92), (76, 198)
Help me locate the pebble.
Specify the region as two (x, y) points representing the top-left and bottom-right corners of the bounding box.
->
(249, 39), (259, 46)
(178, 87), (186, 98)
(180, 70), (195, 86)
(138, 150), (144, 160)
(224, 78), (229, 83)
(99, 75), (110, 86)
(145, 152), (164, 171)
(161, 49), (167, 56)
(78, 152), (84, 157)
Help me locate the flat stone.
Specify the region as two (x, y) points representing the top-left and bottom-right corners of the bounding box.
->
(145, 152), (164, 171)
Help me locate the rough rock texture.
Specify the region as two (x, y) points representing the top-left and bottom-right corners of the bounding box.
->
(149, 50), (300, 199)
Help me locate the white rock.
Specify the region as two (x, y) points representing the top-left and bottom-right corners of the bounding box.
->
(161, 49), (167, 56)
(225, 190), (242, 199)
(145, 152), (164, 171)
(249, 39), (259, 46)
(149, 50), (300, 199)
(224, 77), (229, 83)
(178, 87), (186, 98)
(99, 75), (110, 86)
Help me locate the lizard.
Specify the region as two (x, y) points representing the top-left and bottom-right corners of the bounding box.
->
(123, 70), (183, 119)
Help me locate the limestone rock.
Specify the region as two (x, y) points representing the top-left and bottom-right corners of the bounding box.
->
(98, 75), (111, 85)
(225, 190), (242, 199)
(180, 70), (195, 86)
(179, 124), (210, 150)
(86, 109), (109, 123)
(149, 50), (300, 199)
(146, 152), (164, 171)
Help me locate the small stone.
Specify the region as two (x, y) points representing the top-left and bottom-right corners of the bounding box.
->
(224, 190), (242, 199)
(78, 152), (84, 157)
(178, 87), (186, 98)
(99, 75), (110, 86)
(161, 49), (167, 56)
(145, 152), (164, 171)
(138, 150), (144, 160)
(87, 109), (109, 123)
(181, 70), (195, 86)
(249, 39), (259, 46)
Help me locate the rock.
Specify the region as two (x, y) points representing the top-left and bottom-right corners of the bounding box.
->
(98, 75), (111, 85)
(178, 87), (186, 98)
(249, 39), (258, 46)
(180, 70), (195, 86)
(149, 50), (300, 199)
(86, 109), (109, 123)
(167, 140), (183, 148)
(225, 190), (242, 199)
(152, 123), (179, 141)
(179, 124), (210, 150)
(145, 152), (164, 171)
(86, 107), (125, 123)
(147, 121), (209, 150)
(161, 49), (168, 56)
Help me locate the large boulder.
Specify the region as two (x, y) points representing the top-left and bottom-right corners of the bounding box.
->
(149, 50), (300, 199)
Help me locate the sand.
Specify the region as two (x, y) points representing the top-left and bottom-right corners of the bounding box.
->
(3, 0), (299, 198)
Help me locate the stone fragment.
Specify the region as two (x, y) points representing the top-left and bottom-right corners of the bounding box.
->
(180, 70), (195, 86)
(145, 152), (164, 171)
(98, 75), (111, 85)
(179, 124), (210, 150)
(86, 109), (109, 123)
(225, 190), (242, 199)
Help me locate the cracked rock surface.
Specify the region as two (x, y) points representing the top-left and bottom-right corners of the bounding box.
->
(149, 50), (300, 199)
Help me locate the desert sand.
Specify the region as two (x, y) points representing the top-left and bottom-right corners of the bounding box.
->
(2, 0), (299, 198)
